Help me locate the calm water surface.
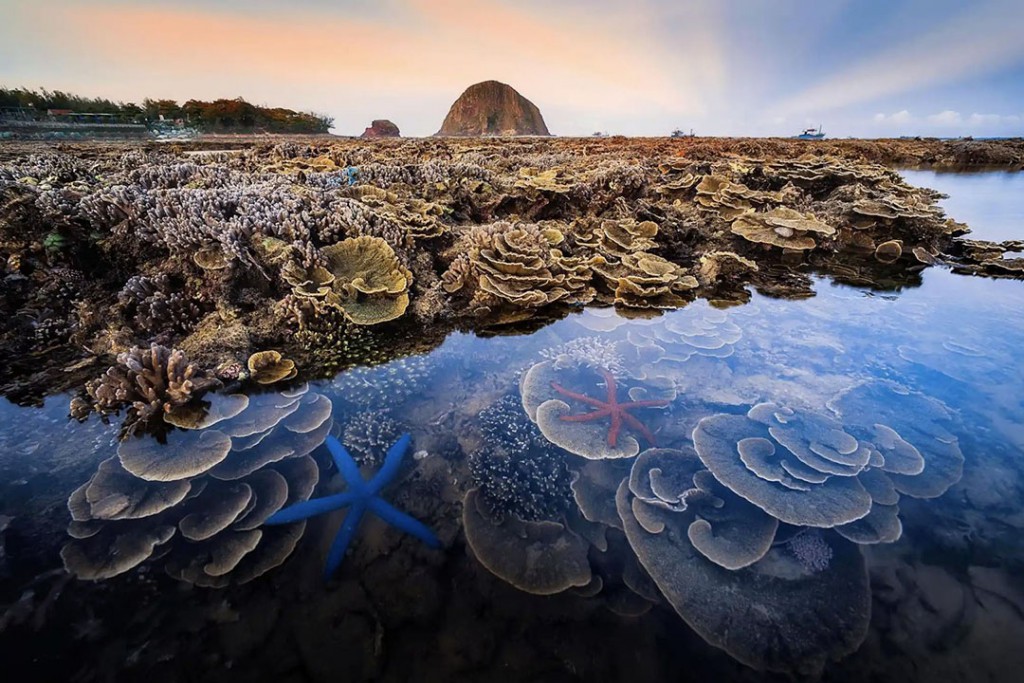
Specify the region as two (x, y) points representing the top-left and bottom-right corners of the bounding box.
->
(900, 169), (1024, 242)
(1, 171), (1023, 682)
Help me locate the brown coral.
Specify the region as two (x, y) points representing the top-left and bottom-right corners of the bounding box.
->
(443, 222), (596, 316)
(78, 345), (221, 434)
(591, 252), (698, 310)
(731, 207), (835, 250)
(247, 350), (298, 384)
(321, 236), (413, 325)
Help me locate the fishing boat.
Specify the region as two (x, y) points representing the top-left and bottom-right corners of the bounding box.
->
(796, 126), (825, 140)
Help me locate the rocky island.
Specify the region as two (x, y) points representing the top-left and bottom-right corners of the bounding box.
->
(360, 119), (401, 139)
(436, 80), (550, 137)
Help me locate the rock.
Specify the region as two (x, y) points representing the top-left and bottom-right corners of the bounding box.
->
(360, 120), (400, 139)
(435, 80), (550, 137)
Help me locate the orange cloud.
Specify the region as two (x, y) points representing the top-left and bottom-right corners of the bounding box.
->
(28, 0), (718, 120)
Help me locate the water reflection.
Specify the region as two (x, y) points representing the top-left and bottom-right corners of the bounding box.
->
(3, 192), (1024, 680)
(900, 169), (1024, 242)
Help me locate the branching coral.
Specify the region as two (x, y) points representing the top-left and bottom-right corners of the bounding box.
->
(75, 344), (221, 434)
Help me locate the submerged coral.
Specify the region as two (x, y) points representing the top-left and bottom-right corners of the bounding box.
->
(691, 382), (964, 544)
(62, 386), (332, 586)
(341, 410), (403, 467)
(539, 336), (626, 376)
(521, 360), (676, 460)
(470, 393), (574, 522)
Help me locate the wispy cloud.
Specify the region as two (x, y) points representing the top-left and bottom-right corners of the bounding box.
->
(1, 0), (1021, 136)
(926, 110), (963, 126)
(775, 0), (1024, 114)
(873, 110), (913, 124)
(870, 108), (1021, 134)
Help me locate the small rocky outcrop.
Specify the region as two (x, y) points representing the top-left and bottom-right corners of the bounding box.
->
(361, 120), (400, 139)
(436, 81), (550, 137)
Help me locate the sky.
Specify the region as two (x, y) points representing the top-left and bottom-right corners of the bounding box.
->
(1, 0), (1022, 138)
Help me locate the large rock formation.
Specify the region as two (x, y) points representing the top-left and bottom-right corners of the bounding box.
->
(436, 81), (550, 137)
(361, 120), (400, 139)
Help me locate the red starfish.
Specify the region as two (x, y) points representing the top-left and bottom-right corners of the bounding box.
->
(549, 368), (671, 447)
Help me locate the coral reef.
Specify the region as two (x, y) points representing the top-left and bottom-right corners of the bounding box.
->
(320, 236), (413, 325)
(521, 360), (676, 460)
(786, 529), (834, 573)
(462, 488), (591, 595)
(339, 409), (403, 467)
(1, 136), (1012, 402)
(469, 393), (574, 522)
(691, 382), (964, 543)
(62, 386), (331, 586)
(538, 336), (626, 377)
(246, 350), (297, 385)
(442, 221), (594, 320)
(616, 475), (871, 675)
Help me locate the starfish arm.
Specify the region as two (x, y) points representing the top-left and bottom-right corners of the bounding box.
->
(549, 381), (609, 408)
(367, 497), (442, 549)
(367, 433), (412, 496)
(325, 436), (366, 493)
(557, 408), (614, 422)
(608, 410), (623, 447)
(323, 500), (368, 580)
(621, 399), (672, 408)
(599, 369), (619, 405)
(620, 411), (658, 446)
(264, 492), (358, 525)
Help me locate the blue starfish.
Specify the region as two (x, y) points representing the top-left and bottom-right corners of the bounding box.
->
(265, 433), (441, 580)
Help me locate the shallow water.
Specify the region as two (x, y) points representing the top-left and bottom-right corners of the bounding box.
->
(2, 172), (1024, 682)
(900, 169), (1024, 242)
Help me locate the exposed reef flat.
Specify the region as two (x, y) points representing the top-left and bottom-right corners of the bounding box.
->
(2, 135), (1021, 167)
(1, 136), (1021, 405)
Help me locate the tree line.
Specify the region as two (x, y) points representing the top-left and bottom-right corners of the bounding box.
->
(0, 87), (333, 133)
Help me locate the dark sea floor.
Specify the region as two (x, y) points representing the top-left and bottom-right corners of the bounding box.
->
(1, 170), (1023, 682)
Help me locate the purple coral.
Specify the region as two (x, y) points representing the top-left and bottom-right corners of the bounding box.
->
(787, 529), (833, 573)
